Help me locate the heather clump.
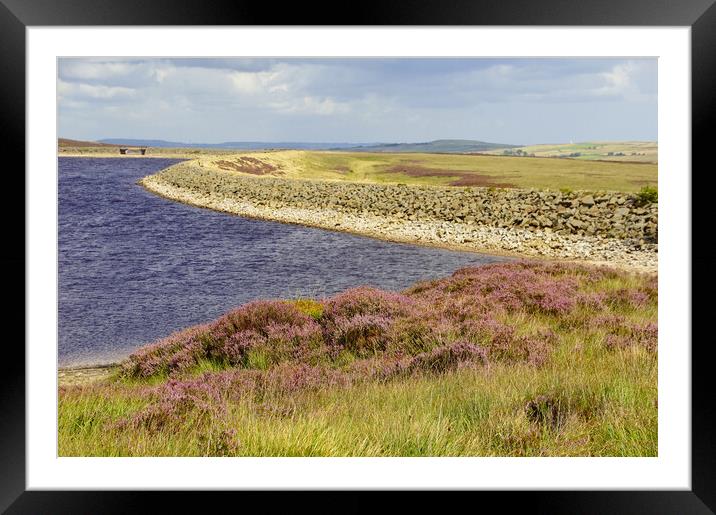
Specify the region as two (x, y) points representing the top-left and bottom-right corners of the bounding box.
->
(322, 286), (415, 319)
(331, 314), (394, 355)
(406, 341), (489, 374)
(114, 376), (225, 432)
(214, 330), (264, 365)
(410, 262), (580, 316)
(120, 323), (212, 378)
(427, 289), (493, 321)
(219, 300), (318, 336)
(120, 300), (324, 379)
(344, 341), (490, 382)
(112, 363), (352, 432)
(576, 291), (608, 310)
(453, 316), (552, 366)
(259, 320), (326, 364)
(605, 288), (651, 309)
(460, 317), (516, 356)
(478, 270), (579, 315)
(321, 287), (418, 357)
(262, 363), (351, 394)
(386, 315), (455, 355)
(604, 321), (658, 352)
(590, 313), (628, 330)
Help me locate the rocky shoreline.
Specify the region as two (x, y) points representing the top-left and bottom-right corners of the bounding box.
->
(139, 164), (657, 272)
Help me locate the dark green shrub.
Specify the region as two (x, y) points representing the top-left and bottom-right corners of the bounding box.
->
(637, 185), (658, 204)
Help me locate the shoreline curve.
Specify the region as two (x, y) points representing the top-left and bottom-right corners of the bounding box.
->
(138, 164), (657, 274)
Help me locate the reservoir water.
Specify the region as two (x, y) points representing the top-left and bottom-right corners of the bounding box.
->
(59, 157), (507, 366)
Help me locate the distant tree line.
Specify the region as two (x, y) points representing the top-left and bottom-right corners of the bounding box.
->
(502, 149), (536, 157)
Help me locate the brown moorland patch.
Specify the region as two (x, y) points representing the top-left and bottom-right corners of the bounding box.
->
(384, 164), (515, 187)
(214, 157), (282, 175)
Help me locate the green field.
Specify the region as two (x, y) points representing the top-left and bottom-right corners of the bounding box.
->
(198, 150), (657, 193)
(480, 141), (658, 164)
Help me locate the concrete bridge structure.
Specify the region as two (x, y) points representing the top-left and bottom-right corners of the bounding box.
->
(119, 147), (148, 155)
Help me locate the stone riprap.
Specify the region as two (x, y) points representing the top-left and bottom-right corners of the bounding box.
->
(140, 162), (658, 271)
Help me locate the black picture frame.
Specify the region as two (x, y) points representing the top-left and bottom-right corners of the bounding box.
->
(3, 1), (711, 512)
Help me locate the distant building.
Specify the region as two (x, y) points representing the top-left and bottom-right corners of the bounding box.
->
(119, 147), (148, 155)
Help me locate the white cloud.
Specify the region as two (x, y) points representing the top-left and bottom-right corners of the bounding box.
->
(229, 70), (286, 95)
(268, 96), (351, 116)
(230, 72), (262, 94)
(58, 79), (136, 100)
(60, 61), (138, 80)
(299, 96), (351, 115)
(453, 60), (657, 104)
(588, 61), (657, 102)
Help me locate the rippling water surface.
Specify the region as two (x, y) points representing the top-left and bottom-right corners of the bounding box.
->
(59, 157), (507, 366)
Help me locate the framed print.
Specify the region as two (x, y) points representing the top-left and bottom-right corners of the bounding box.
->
(4, 0), (713, 512)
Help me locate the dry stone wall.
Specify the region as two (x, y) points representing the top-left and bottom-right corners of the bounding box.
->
(157, 164), (657, 243)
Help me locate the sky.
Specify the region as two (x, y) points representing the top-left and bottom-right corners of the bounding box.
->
(57, 57), (657, 145)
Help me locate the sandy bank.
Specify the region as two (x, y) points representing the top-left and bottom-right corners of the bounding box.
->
(58, 365), (117, 386)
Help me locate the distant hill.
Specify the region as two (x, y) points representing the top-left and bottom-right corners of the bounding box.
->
(59, 138), (120, 148)
(97, 139), (368, 150)
(92, 138), (518, 153)
(342, 139), (519, 153)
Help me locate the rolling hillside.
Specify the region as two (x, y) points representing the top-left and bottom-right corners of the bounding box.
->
(97, 139), (368, 150)
(59, 138), (120, 148)
(343, 139), (518, 154)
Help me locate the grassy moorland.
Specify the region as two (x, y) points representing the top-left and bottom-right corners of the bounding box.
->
(194, 150), (657, 192)
(59, 261), (657, 457)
